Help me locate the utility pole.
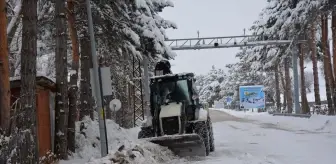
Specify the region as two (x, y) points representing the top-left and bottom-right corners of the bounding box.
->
(85, 0), (108, 157)
(292, 43), (300, 114)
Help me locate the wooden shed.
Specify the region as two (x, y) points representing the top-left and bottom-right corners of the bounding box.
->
(10, 76), (56, 157)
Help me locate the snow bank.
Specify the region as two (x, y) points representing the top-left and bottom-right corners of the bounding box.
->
(61, 117), (182, 164)
(213, 108), (268, 117)
(212, 108), (336, 133)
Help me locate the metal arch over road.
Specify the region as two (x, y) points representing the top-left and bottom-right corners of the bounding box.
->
(135, 34), (307, 132)
(165, 34), (307, 50)
(160, 34), (307, 115)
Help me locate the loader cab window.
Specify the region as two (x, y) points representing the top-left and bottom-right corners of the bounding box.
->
(174, 80), (191, 103)
(155, 79), (192, 105)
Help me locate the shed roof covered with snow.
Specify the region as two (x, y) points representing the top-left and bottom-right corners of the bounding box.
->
(10, 76), (56, 91)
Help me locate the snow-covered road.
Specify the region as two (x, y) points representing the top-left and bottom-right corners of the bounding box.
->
(62, 109), (336, 164)
(177, 109), (336, 164)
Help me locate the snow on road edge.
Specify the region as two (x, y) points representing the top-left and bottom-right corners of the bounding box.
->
(211, 108), (336, 133)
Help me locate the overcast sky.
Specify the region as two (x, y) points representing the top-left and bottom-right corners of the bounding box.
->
(161, 0), (267, 75)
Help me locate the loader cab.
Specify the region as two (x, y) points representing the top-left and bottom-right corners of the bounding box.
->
(150, 73), (200, 121)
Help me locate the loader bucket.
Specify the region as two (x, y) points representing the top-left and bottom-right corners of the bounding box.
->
(145, 134), (206, 157)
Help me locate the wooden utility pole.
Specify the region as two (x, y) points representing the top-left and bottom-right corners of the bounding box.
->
(0, 0), (11, 133)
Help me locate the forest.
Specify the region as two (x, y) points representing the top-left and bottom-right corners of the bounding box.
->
(0, 0), (176, 163)
(0, 0), (335, 163)
(195, 0), (336, 116)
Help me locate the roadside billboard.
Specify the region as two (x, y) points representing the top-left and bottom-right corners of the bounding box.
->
(239, 85), (265, 109)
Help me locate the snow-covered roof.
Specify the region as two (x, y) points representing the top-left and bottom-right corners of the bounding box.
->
(10, 75), (56, 91)
(10, 73), (55, 83)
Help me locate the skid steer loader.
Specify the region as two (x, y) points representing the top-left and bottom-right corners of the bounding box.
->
(138, 60), (215, 157)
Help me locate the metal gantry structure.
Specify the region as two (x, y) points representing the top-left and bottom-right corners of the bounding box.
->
(130, 34), (307, 126)
(167, 34), (306, 114)
(166, 34), (306, 50)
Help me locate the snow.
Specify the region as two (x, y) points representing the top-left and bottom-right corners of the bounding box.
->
(150, 72), (194, 79)
(60, 117), (182, 164)
(186, 108), (336, 164)
(9, 73), (56, 83)
(215, 108), (336, 134)
(60, 108), (336, 164)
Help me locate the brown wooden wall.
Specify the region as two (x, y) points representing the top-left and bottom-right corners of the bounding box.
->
(36, 88), (52, 157)
(10, 87), (52, 157)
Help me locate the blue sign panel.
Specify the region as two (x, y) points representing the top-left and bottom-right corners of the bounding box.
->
(226, 97), (232, 103)
(226, 97), (232, 105)
(239, 85), (265, 109)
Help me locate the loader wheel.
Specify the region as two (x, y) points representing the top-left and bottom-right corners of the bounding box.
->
(138, 127), (154, 139)
(194, 121), (210, 156)
(207, 117), (215, 152)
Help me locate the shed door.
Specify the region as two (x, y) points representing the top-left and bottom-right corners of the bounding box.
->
(37, 89), (52, 157)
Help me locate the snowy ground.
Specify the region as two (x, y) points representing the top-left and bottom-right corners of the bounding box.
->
(60, 117), (183, 164)
(193, 108), (336, 164)
(61, 109), (336, 164)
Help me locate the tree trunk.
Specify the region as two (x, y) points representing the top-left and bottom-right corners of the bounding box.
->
(274, 66), (281, 112)
(284, 57), (293, 113)
(280, 68), (287, 111)
(332, 10), (336, 115)
(16, 0), (39, 162)
(54, 0), (69, 159)
(78, 1), (94, 121)
(327, 41), (336, 115)
(79, 35), (94, 120)
(299, 44), (310, 114)
(333, 10), (336, 80)
(309, 21), (321, 106)
(324, 13), (336, 115)
(0, 0), (11, 134)
(322, 14), (334, 114)
(66, 0), (80, 153)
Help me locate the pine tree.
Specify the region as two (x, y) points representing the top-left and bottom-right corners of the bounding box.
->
(17, 0), (39, 162)
(66, 0), (80, 153)
(274, 66), (281, 112)
(308, 21), (322, 107)
(54, 0), (69, 159)
(0, 0), (11, 134)
(284, 57), (293, 113)
(299, 44), (309, 114)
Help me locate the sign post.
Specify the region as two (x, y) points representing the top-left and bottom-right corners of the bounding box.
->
(86, 0), (108, 157)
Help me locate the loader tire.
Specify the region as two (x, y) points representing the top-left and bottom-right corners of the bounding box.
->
(207, 117), (215, 152)
(138, 127), (154, 139)
(194, 121), (210, 156)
